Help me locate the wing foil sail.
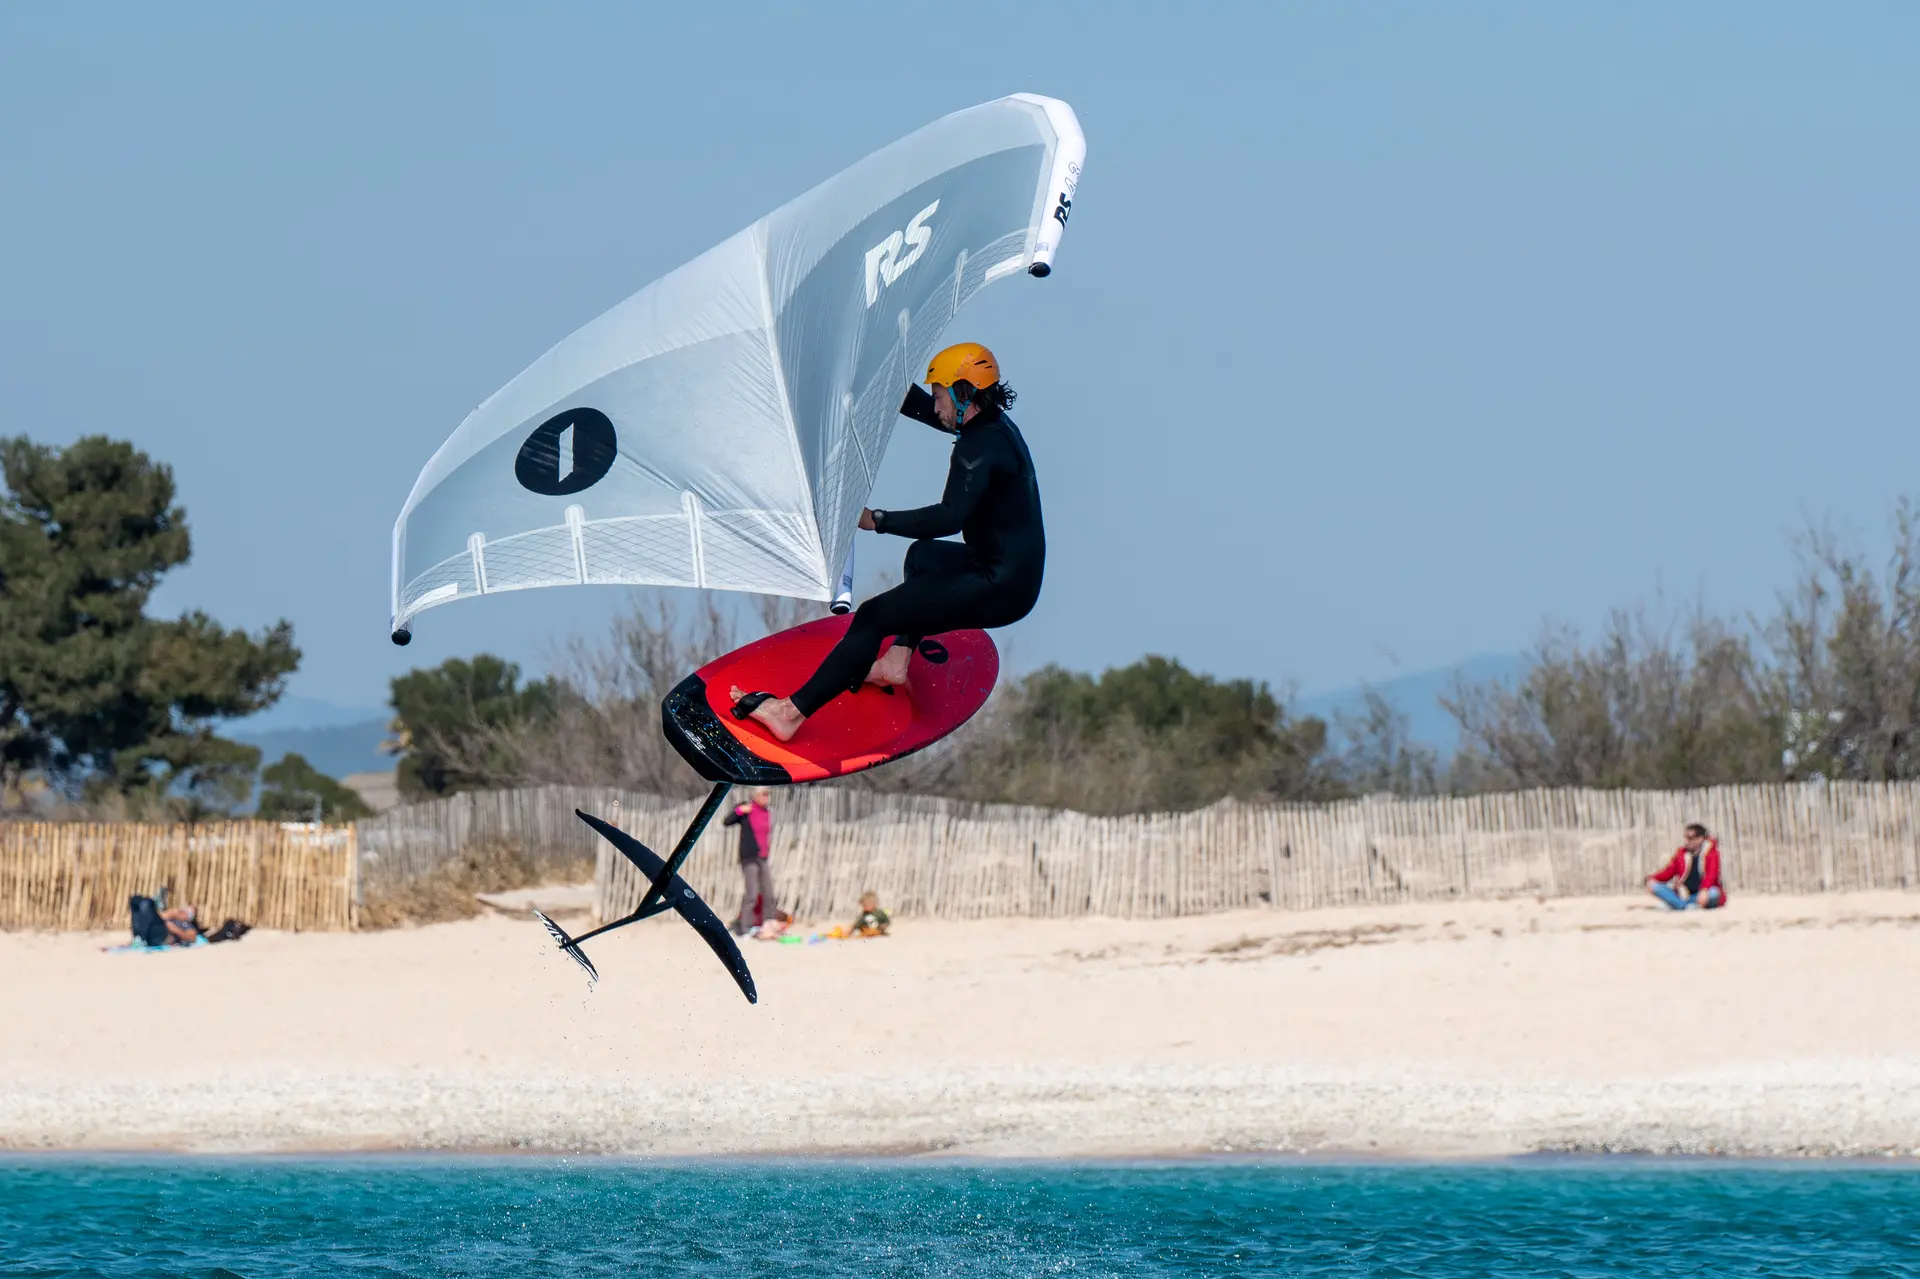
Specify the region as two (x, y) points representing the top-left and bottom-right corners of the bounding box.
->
(390, 94), (1085, 637)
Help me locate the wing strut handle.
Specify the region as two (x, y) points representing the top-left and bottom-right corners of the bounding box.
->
(832, 544), (855, 614)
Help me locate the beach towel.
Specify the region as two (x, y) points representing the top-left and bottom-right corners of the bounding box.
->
(102, 936), (209, 954)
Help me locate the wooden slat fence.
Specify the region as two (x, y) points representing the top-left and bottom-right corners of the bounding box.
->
(352, 784), (1045, 907)
(11, 781), (1920, 932)
(353, 785), (701, 890)
(0, 822), (356, 932)
(590, 781), (1920, 924)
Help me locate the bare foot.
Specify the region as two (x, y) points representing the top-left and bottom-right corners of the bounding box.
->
(730, 687), (805, 742)
(864, 644), (912, 688)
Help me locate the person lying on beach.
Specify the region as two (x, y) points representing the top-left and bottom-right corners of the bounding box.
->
(752, 909), (796, 941)
(849, 892), (891, 938)
(1646, 824), (1727, 910)
(160, 904), (204, 944)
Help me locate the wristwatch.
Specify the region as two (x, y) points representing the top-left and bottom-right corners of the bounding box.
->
(870, 509), (887, 532)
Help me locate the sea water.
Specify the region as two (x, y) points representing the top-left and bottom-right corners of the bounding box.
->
(3, 1158), (1917, 1276)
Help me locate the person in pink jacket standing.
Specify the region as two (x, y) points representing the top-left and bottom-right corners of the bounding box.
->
(724, 787), (777, 934)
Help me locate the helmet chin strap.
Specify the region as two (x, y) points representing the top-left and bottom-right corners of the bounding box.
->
(948, 384), (974, 427)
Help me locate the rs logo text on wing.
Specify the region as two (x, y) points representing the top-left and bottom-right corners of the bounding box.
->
(864, 200), (939, 308)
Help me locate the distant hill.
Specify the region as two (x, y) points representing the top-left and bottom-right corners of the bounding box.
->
(229, 717), (391, 781)
(222, 696), (388, 735)
(1293, 653), (1525, 752)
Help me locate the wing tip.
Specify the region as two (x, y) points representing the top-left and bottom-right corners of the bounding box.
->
(532, 908), (599, 984)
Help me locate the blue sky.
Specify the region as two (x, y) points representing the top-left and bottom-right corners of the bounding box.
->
(2, 3), (1915, 716)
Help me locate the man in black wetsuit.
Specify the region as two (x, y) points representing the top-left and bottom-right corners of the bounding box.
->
(733, 342), (1044, 742)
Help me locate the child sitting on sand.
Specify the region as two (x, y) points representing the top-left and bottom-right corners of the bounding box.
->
(849, 891), (891, 938)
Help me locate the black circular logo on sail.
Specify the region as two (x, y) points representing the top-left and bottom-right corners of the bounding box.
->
(514, 408), (617, 495)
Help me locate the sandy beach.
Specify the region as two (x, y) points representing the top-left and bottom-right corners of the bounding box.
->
(5, 891), (1919, 1158)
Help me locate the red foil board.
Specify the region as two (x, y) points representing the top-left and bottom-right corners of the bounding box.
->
(665, 616), (998, 784)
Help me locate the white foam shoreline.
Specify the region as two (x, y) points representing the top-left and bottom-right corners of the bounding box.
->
(6, 1064), (1919, 1159)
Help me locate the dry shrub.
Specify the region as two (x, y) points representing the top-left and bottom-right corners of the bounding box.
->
(1440, 504), (1920, 792)
(849, 658), (1348, 813)
(421, 592), (817, 796)
(4, 787), (197, 823)
(356, 841), (593, 929)
(1442, 604), (1775, 792)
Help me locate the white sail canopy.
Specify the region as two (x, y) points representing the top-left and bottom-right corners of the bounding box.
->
(390, 93), (1085, 640)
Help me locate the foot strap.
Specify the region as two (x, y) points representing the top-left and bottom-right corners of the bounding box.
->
(730, 691), (776, 720)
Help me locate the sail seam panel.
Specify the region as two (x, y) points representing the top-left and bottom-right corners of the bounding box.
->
(753, 219), (830, 596)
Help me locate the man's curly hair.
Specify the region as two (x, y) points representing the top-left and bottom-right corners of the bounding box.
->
(958, 380), (1017, 412)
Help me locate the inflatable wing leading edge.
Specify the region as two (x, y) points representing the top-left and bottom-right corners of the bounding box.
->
(389, 94), (1085, 642)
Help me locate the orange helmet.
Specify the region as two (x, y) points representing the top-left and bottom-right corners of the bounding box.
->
(925, 342), (999, 391)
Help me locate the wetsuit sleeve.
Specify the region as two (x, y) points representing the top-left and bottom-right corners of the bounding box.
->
(722, 808), (743, 827)
(898, 385), (945, 432)
(873, 430), (999, 540)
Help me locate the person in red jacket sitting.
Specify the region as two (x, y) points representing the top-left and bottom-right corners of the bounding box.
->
(1647, 823), (1727, 910)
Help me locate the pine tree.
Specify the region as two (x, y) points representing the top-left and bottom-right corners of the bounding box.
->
(0, 435), (299, 814)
